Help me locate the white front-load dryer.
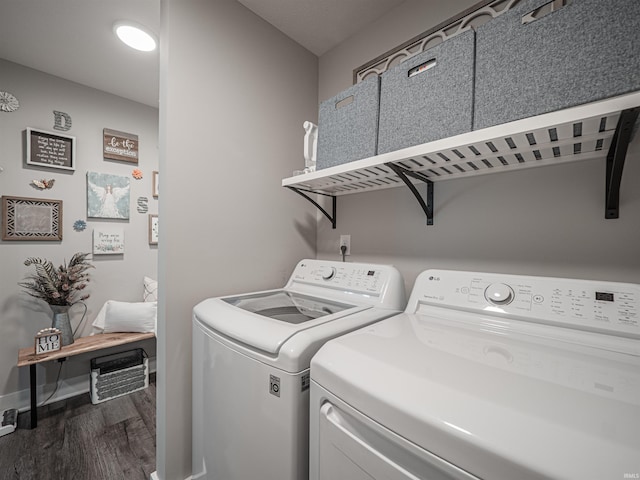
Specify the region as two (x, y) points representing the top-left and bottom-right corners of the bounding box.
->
(310, 269), (640, 480)
(192, 259), (406, 480)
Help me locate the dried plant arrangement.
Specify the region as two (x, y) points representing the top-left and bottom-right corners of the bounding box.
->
(19, 252), (93, 306)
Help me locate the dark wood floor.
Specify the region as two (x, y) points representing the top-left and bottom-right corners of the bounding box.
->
(0, 376), (156, 480)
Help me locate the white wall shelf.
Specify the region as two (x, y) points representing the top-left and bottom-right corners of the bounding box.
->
(283, 91), (640, 228)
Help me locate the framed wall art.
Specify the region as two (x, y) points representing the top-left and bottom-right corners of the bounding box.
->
(93, 228), (125, 255)
(87, 171), (130, 219)
(103, 128), (139, 163)
(26, 128), (76, 171)
(152, 171), (159, 198)
(1, 196), (62, 241)
(149, 214), (158, 245)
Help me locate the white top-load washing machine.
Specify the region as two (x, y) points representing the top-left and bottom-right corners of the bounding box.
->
(310, 269), (640, 480)
(192, 259), (406, 480)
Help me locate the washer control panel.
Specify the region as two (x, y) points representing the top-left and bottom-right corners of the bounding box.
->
(293, 262), (384, 293)
(287, 260), (405, 309)
(412, 269), (639, 337)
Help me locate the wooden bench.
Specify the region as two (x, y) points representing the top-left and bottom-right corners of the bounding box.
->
(17, 332), (155, 428)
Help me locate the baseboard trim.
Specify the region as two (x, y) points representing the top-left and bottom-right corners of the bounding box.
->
(0, 357), (156, 413)
(150, 471), (192, 480)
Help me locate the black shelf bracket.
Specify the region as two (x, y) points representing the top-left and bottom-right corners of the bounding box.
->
(385, 162), (434, 225)
(286, 186), (337, 229)
(605, 107), (639, 219)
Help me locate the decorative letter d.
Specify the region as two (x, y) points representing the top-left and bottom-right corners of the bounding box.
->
(53, 111), (72, 131)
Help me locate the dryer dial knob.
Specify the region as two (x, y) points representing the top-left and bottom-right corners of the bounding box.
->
(321, 267), (336, 280)
(485, 283), (514, 305)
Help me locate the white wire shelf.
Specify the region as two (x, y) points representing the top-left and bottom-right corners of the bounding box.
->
(284, 91), (638, 193)
(283, 91), (640, 227)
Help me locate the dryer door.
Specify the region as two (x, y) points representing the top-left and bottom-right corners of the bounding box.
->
(318, 402), (478, 480)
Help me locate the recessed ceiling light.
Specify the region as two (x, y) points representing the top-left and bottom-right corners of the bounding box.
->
(114, 22), (157, 52)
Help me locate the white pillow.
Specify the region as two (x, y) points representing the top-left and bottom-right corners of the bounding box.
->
(143, 276), (158, 302)
(93, 300), (157, 333)
(92, 301), (110, 332)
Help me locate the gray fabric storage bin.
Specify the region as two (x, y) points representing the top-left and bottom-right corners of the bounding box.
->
(474, 0), (640, 130)
(316, 76), (380, 170)
(377, 29), (475, 155)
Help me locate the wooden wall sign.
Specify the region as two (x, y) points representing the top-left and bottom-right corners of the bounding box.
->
(103, 128), (139, 163)
(26, 128), (76, 171)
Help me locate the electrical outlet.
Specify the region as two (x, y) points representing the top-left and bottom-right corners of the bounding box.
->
(339, 235), (351, 256)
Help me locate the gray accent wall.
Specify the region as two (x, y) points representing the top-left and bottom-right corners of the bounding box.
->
(4, 2), (640, 479)
(159, 0), (318, 478)
(317, 0), (640, 293)
(0, 59), (158, 411)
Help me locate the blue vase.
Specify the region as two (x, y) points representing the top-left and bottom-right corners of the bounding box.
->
(50, 305), (74, 346)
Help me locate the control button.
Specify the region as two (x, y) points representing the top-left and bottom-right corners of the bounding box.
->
(321, 267), (336, 280)
(533, 294), (544, 304)
(484, 283), (514, 305)
(461, 287), (470, 294)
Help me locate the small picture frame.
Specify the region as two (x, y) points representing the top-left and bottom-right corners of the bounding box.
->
(152, 171), (159, 198)
(35, 328), (62, 355)
(2, 196), (63, 241)
(149, 214), (158, 245)
(26, 127), (76, 171)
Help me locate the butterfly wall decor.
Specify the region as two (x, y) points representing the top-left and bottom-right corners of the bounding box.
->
(32, 179), (55, 190)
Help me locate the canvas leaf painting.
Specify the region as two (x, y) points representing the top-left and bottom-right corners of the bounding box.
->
(87, 172), (130, 219)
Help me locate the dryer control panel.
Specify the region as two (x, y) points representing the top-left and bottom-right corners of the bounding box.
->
(411, 270), (639, 338)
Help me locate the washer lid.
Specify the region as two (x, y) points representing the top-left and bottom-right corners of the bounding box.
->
(193, 290), (367, 355)
(311, 311), (640, 480)
(222, 290), (353, 324)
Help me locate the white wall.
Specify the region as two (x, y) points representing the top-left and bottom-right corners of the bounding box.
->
(316, 0), (640, 292)
(0, 59), (158, 411)
(158, 0), (318, 478)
